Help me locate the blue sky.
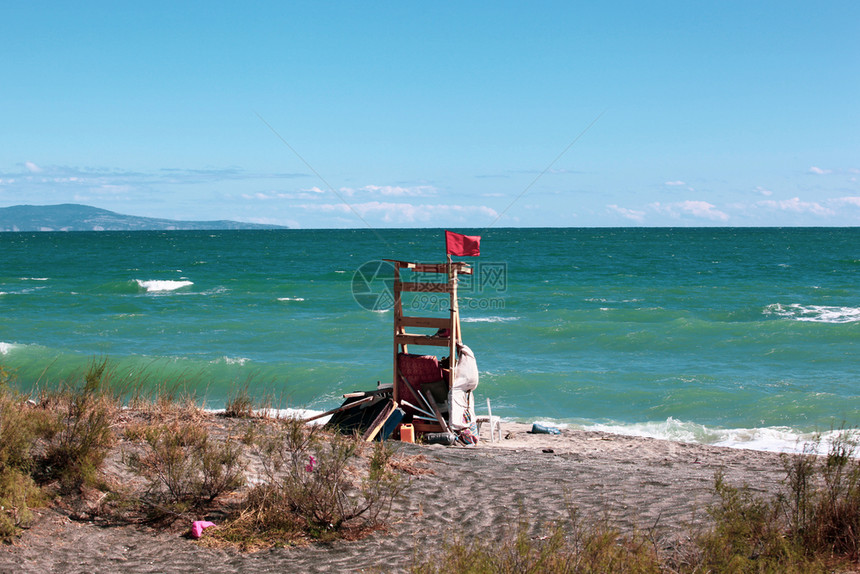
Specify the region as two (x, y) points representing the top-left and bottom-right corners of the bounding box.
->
(1, 1), (858, 228)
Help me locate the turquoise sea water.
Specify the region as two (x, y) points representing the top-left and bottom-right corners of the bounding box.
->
(1, 228), (857, 451)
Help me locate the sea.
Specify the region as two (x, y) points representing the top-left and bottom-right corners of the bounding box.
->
(1, 228), (857, 453)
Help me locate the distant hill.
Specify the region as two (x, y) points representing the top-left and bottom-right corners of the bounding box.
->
(0, 204), (286, 232)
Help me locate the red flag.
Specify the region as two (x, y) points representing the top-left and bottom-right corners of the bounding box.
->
(445, 230), (481, 257)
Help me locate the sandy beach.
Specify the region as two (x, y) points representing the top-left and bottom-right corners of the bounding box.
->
(0, 419), (793, 574)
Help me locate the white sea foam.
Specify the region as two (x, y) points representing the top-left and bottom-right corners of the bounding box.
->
(765, 303), (860, 324)
(580, 417), (849, 455)
(135, 279), (194, 293)
(209, 356), (250, 366)
(277, 297), (305, 302)
(461, 316), (518, 323)
(0, 342), (14, 355)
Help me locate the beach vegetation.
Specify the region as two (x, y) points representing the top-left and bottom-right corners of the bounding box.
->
(0, 389), (50, 541)
(410, 508), (663, 574)
(207, 417), (404, 549)
(224, 383), (254, 418)
(694, 430), (860, 572)
(413, 432), (860, 574)
(782, 431), (860, 560)
(693, 470), (822, 573)
(123, 420), (246, 515)
(36, 358), (119, 491)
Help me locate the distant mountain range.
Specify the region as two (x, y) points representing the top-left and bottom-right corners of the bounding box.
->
(0, 204), (286, 232)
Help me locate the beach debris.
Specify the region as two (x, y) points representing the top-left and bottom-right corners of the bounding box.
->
(399, 423), (415, 443)
(324, 392), (404, 442)
(424, 432), (457, 445)
(529, 423), (561, 435)
(305, 455), (317, 472)
(190, 520), (216, 539)
(542, 448), (555, 453)
(361, 398), (401, 442)
(303, 395), (373, 423)
(505, 431), (515, 440)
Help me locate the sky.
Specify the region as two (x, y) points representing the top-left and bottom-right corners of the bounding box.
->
(1, 1), (858, 228)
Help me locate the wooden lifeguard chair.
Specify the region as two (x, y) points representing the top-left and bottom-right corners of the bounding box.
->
(387, 259), (473, 436)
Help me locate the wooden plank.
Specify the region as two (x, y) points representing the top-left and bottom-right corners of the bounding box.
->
(409, 263), (448, 274)
(396, 281), (450, 293)
(401, 400), (436, 420)
(361, 398), (397, 442)
(384, 260), (471, 274)
(398, 316), (451, 329)
(393, 264), (403, 400)
(424, 391), (451, 434)
(383, 259), (415, 269)
(412, 421), (445, 434)
(398, 368), (435, 414)
(394, 334), (450, 347)
(303, 396), (374, 423)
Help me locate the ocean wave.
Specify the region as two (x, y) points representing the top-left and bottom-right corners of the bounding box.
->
(578, 417), (852, 455)
(461, 316), (519, 323)
(277, 297), (305, 302)
(135, 279), (194, 293)
(764, 303), (860, 323)
(0, 342), (14, 355)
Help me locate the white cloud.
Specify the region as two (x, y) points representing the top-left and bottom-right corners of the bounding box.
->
(830, 196), (860, 208)
(340, 185), (437, 197)
(295, 201), (498, 224)
(757, 197), (833, 216)
(809, 166), (832, 175)
(242, 192), (276, 200)
(754, 186), (773, 197)
(651, 200), (729, 222)
(664, 180), (695, 192)
(243, 187), (330, 201)
(607, 204), (646, 223)
(24, 161), (42, 173)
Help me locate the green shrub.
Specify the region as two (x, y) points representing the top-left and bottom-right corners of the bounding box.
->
(224, 384), (254, 418)
(212, 418), (403, 548)
(781, 431), (860, 560)
(38, 361), (118, 490)
(125, 421), (245, 511)
(0, 467), (42, 542)
(695, 471), (819, 573)
(411, 509), (662, 574)
(0, 390), (49, 541)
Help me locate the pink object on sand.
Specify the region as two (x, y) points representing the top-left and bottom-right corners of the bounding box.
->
(190, 520), (216, 539)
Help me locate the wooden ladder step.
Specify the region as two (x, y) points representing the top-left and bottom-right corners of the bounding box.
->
(394, 333), (451, 347)
(397, 316), (451, 329)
